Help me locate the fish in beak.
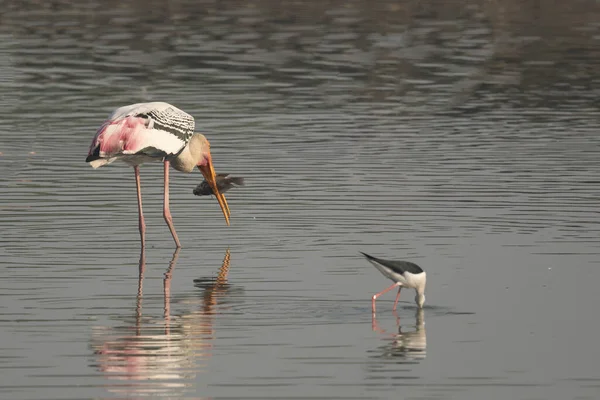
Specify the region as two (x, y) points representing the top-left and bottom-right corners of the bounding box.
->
(193, 174), (244, 196)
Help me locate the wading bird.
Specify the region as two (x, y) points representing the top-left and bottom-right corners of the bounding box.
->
(86, 102), (230, 248)
(360, 252), (426, 313)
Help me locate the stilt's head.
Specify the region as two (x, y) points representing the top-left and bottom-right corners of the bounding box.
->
(189, 134), (230, 226)
(415, 292), (425, 308)
(414, 271), (427, 308)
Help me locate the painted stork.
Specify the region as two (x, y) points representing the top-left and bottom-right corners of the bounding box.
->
(360, 252), (427, 313)
(86, 102), (230, 248)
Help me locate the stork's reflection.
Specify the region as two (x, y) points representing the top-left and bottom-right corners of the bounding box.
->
(91, 247), (234, 397)
(192, 248), (240, 313)
(371, 309), (427, 362)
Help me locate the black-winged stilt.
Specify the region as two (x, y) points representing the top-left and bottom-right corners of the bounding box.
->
(360, 252), (427, 313)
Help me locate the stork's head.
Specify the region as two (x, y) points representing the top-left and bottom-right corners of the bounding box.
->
(189, 134), (230, 226)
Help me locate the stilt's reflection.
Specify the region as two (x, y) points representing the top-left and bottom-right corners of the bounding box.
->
(91, 247), (232, 398)
(370, 309), (427, 362)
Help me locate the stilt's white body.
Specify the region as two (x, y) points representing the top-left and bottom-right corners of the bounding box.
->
(361, 252), (427, 311)
(369, 261), (427, 291)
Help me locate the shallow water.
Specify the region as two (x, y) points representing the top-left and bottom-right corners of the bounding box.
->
(2, 1), (600, 399)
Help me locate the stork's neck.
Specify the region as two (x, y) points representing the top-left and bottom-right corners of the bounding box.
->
(169, 146), (195, 173)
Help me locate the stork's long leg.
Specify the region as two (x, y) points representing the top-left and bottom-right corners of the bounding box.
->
(136, 246), (146, 336)
(372, 282), (400, 314)
(392, 287), (402, 311)
(163, 161), (181, 248)
(134, 166), (146, 247)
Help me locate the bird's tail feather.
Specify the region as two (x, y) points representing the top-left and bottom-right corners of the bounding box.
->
(229, 177), (245, 186)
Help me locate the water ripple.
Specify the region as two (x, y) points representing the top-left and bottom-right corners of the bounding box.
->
(2, 1), (600, 399)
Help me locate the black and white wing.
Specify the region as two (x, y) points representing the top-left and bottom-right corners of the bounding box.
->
(360, 252), (424, 275)
(109, 102), (195, 143)
(86, 102), (197, 168)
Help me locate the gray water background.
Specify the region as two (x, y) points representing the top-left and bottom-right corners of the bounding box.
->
(1, 1), (600, 399)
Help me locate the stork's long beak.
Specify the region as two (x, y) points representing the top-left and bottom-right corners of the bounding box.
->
(198, 157), (230, 226)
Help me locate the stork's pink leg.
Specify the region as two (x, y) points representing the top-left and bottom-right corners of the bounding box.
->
(372, 282), (400, 314)
(392, 287), (402, 311)
(134, 166), (146, 247)
(163, 161), (181, 248)
(136, 247), (146, 335)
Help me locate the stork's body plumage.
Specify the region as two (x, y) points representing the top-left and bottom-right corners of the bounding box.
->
(86, 102), (230, 248)
(361, 252), (427, 313)
(86, 102), (195, 169)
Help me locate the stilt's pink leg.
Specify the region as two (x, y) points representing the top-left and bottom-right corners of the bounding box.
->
(134, 166), (146, 247)
(372, 312), (384, 333)
(392, 309), (401, 328)
(392, 287), (402, 311)
(372, 283), (400, 314)
(163, 161), (181, 248)
(372, 312), (402, 338)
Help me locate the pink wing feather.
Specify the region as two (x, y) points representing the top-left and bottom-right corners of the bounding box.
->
(87, 103), (190, 168)
(89, 116), (150, 157)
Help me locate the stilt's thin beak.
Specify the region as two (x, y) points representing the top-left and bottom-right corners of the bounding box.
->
(199, 157), (230, 226)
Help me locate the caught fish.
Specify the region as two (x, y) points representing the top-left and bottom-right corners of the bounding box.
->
(193, 173), (244, 196)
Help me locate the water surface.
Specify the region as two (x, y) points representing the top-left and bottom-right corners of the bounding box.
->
(1, 1), (600, 399)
